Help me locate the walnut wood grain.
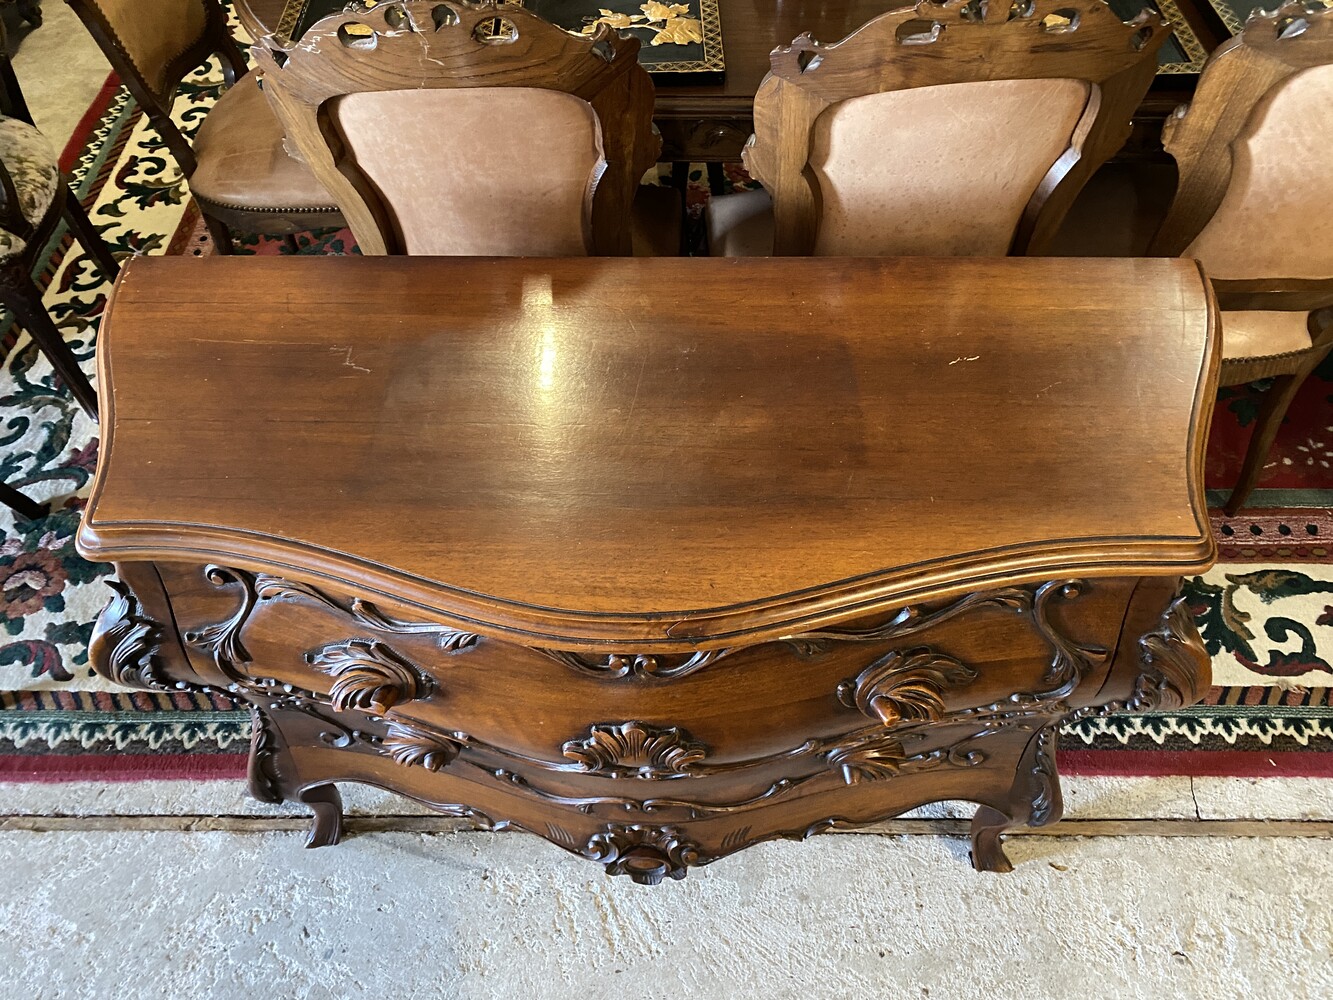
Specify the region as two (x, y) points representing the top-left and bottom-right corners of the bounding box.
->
(80, 255), (1217, 647)
(81, 256), (1217, 879)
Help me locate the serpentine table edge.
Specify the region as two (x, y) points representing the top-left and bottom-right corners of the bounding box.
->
(78, 255), (1219, 883)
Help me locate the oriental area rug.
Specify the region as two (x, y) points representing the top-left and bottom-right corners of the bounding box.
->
(1, 53), (1330, 785)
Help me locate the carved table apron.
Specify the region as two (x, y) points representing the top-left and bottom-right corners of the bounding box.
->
(79, 256), (1219, 883)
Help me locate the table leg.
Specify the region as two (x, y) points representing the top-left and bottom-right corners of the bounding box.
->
(969, 726), (1064, 873)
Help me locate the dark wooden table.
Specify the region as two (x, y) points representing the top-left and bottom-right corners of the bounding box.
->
(238, 0), (1231, 161)
(81, 255), (1218, 882)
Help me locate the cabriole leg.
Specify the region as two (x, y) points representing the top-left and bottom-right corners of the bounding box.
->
(969, 726), (1063, 873)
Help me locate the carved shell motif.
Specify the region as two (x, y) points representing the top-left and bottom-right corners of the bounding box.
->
(837, 647), (977, 727)
(306, 639), (432, 715)
(583, 824), (700, 885)
(826, 733), (908, 784)
(382, 719), (462, 772)
(562, 722), (707, 778)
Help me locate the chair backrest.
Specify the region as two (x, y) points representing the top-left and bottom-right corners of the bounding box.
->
(1150, 1), (1333, 310)
(64, 0), (248, 173)
(743, 0), (1169, 256)
(252, 2), (660, 256)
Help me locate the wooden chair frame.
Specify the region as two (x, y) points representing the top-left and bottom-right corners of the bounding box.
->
(743, 0), (1170, 255)
(63, 0), (344, 251)
(252, 1), (661, 256)
(0, 19), (119, 517)
(1149, 1), (1333, 513)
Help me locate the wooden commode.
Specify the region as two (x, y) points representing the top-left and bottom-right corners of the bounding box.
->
(79, 256), (1218, 882)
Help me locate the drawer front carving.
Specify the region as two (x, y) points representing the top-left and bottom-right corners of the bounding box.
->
(157, 563), (1130, 772)
(91, 561), (1208, 883)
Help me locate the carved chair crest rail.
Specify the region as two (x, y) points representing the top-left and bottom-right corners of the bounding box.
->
(80, 255), (1218, 883)
(708, 0), (1172, 257)
(250, 1), (662, 257)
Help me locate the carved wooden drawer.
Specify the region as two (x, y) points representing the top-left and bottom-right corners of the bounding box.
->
(80, 255), (1219, 883)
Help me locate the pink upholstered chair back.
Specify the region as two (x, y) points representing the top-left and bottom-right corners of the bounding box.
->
(253, 2), (660, 256)
(743, 0), (1170, 255)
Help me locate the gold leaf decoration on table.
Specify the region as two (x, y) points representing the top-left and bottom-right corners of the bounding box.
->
(651, 16), (702, 45)
(581, 2), (703, 47)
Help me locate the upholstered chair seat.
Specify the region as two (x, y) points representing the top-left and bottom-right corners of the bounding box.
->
(1220, 311), (1316, 362)
(0, 115), (59, 259)
(189, 75), (336, 216)
(66, 0), (346, 251)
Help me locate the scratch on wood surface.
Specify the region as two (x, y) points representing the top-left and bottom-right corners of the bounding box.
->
(949, 356), (980, 365)
(333, 346), (371, 373)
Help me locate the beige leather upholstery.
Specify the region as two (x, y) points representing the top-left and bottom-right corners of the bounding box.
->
(1186, 64), (1333, 281)
(706, 188), (774, 257)
(808, 78), (1089, 256)
(333, 88), (603, 256)
(83, 0), (208, 101)
(189, 76), (337, 213)
(0, 116), (58, 259)
(1220, 311), (1315, 360)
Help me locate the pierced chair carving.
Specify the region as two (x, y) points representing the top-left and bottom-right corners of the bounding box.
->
(707, 0), (1170, 257)
(252, 2), (668, 257)
(1150, 1), (1333, 514)
(64, 0), (344, 253)
(0, 20), (118, 518)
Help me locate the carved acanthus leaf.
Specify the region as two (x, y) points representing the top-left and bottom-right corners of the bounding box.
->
(254, 574), (481, 652)
(1033, 580), (1107, 691)
(381, 719), (462, 772)
(582, 824), (700, 885)
(1133, 595), (1210, 711)
(306, 639), (433, 715)
(247, 705), (284, 804)
(837, 647), (977, 727)
(182, 565), (257, 684)
(562, 722), (707, 778)
(90, 580), (171, 691)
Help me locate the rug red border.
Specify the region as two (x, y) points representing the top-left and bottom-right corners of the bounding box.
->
(59, 72), (121, 173)
(0, 754), (246, 782)
(1060, 749), (1333, 778)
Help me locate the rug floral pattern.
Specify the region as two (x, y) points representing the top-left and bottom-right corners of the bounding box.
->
(1, 32), (1330, 766)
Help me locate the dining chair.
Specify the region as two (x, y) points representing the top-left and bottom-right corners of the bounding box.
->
(0, 20), (117, 517)
(63, 0), (343, 253)
(707, 0), (1170, 256)
(1150, 0), (1333, 515)
(251, 1), (671, 256)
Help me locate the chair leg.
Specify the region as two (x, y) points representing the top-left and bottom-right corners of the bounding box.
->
(60, 185), (119, 281)
(1225, 372), (1306, 515)
(282, 234), (300, 254)
(4, 273), (98, 419)
(17, 1), (43, 28)
(202, 211), (234, 255)
(0, 480), (46, 520)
